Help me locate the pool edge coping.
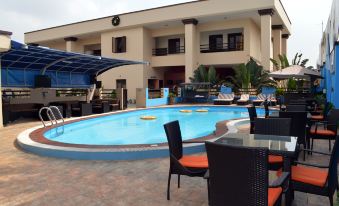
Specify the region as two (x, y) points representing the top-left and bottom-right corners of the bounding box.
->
(16, 105), (252, 160)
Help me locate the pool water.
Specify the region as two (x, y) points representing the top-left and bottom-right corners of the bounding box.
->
(44, 106), (265, 145)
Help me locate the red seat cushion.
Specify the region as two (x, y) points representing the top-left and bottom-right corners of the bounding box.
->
(310, 129), (336, 136)
(291, 165), (328, 187)
(179, 155), (208, 168)
(311, 115), (324, 120)
(268, 187), (282, 206)
(269, 155), (283, 164)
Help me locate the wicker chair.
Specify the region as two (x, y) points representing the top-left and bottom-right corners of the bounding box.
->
(311, 101), (331, 121)
(163, 120), (208, 200)
(309, 109), (339, 151)
(254, 118), (292, 170)
(247, 105), (257, 134)
(205, 142), (289, 206)
(279, 111), (308, 160)
(286, 136), (339, 206)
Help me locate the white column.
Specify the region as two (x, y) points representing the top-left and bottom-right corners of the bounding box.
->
(272, 25), (283, 67)
(281, 34), (289, 55)
(64, 37), (78, 52)
(259, 9), (274, 71)
(183, 19), (198, 83)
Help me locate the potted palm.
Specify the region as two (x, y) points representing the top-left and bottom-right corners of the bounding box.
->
(168, 92), (176, 105)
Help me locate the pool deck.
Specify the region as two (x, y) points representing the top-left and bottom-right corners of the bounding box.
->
(0, 111), (337, 205)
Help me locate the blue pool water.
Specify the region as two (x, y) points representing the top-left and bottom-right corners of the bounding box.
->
(44, 106), (265, 145)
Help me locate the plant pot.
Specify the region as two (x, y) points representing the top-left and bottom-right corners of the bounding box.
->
(169, 97), (176, 105)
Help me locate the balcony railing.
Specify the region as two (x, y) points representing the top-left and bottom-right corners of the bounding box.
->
(152, 46), (185, 56)
(200, 42), (243, 53)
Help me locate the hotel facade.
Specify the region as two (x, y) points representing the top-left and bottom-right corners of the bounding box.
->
(318, 0), (339, 108)
(25, 0), (291, 100)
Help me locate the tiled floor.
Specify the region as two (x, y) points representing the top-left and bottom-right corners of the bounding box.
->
(0, 118), (337, 206)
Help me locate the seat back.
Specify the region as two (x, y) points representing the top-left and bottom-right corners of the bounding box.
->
(279, 111), (307, 144)
(326, 109), (339, 134)
(254, 118), (292, 136)
(263, 100), (269, 117)
(286, 105), (306, 112)
(247, 106), (257, 122)
(205, 142), (269, 206)
(164, 120), (183, 160)
(248, 106), (257, 134)
(328, 136), (339, 195)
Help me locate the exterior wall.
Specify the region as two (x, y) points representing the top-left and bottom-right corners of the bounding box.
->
(97, 27), (145, 99)
(248, 20), (261, 61)
(318, 0), (339, 108)
(40, 41), (66, 51)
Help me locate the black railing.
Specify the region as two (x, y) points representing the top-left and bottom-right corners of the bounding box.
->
(152, 46), (185, 56)
(200, 42), (243, 53)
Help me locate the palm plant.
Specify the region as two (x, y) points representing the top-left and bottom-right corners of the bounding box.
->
(189, 65), (220, 85)
(270, 52), (313, 71)
(226, 58), (276, 92)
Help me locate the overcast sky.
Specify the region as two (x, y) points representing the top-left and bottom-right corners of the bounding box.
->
(0, 0), (334, 67)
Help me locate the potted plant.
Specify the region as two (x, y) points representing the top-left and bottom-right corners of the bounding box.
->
(168, 92), (176, 105)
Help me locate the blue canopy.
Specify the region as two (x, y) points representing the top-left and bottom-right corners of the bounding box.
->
(0, 41), (145, 88)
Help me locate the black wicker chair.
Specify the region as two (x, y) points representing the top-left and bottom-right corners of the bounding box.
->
(163, 120), (208, 200)
(279, 111), (308, 160)
(254, 118), (292, 170)
(247, 105), (257, 134)
(309, 109), (339, 151)
(205, 142), (289, 206)
(286, 105), (306, 112)
(287, 136), (339, 206)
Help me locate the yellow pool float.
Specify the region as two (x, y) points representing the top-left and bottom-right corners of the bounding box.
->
(196, 109), (208, 112)
(180, 110), (192, 113)
(140, 116), (157, 120)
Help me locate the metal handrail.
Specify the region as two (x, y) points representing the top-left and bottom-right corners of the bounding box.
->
(39, 106), (64, 128)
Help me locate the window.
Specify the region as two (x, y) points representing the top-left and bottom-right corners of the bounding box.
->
(112, 36), (126, 53)
(116, 79), (126, 89)
(168, 38), (181, 54)
(209, 35), (223, 50)
(228, 33), (243, 51)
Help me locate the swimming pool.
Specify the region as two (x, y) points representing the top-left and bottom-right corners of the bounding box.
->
(43, 106), (265, 146)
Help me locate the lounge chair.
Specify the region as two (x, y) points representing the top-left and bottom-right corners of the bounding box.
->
(213, 93), (234, 105)
(252, 93), (266, 106)
(236, 94), (249, 105)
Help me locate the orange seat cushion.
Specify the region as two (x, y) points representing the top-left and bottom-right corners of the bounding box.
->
(311, 115), (324, 120)
(310, 129), (336, 136)
(268, 187), (282, 206)
(179, 155), (208, 168)
(269, 155), (283, 164)
(291, 165), (328, 187)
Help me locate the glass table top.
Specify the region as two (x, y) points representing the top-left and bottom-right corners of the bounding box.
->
(214, 133), (298, 155)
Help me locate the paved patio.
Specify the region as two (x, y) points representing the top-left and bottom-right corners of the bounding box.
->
(0, 118), (337, 206)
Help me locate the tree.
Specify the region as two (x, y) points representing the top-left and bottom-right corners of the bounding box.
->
(189, 65), (220, 85)
(226, 58), (276, 92)
(270, 52), (313, 71)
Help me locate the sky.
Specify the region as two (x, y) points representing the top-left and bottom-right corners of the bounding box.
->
(0, 0), (334, 67)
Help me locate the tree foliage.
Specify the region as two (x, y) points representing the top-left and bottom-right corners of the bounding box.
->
(226, 58), (276, 92)
(189, 65), (220, 85)
(270, 52), (313, 71)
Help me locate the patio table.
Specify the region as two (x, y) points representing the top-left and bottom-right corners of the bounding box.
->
(214, 133), (297, 206)
(269, 111), (312, 119)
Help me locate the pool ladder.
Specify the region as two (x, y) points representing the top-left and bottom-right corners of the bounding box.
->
(39, 106), (64, 130)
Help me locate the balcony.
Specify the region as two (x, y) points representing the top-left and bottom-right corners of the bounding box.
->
(200, 42), (243, 53)
(152, 46), (185, 56)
